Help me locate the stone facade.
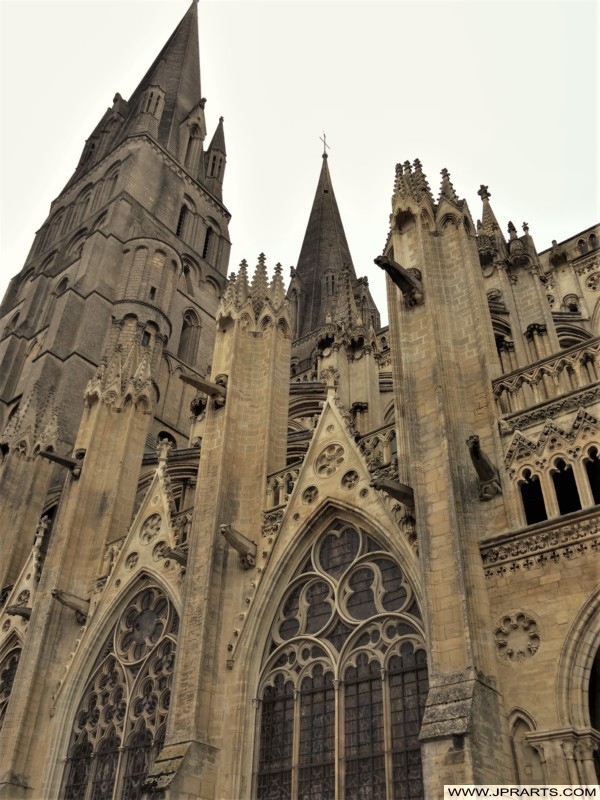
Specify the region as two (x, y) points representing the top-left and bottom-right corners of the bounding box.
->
(0, 5), (598, 800)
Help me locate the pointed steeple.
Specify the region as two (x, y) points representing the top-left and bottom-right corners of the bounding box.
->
(294, 154), (356, 338)
(475, 184), (507, 267)
(124, 2), (203, 152)
(205, 116), (227, 200)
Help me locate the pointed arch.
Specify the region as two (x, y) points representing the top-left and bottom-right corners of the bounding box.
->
(557, 586), (600, 730)
(59, 581), (179, 800)
(507, 708), (546, 784)
(0, 633), (23, 734)
(254, 517), (428, 799)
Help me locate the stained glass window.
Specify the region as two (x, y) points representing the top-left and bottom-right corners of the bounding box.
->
(62, 586), (178, 800)
(0, 645), (21, 733)
(257, 522), (428, 799)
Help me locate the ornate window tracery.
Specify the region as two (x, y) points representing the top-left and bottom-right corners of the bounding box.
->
(62, 586), (178, 800)
(0, 644), (22, 732)
(256, 522), (428, 800)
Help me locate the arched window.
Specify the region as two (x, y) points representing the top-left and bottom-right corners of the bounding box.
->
(184, 125), (201, 170)
(256, 522), (428, 799)
(177, 310), (200, 364)
(585, 447), (600, 505)
(519, 470), (547, 525)
(61, 586), (178, 800)
(0, 643), (22, 733)
(590, 234), (599, 251)
(577, 239), (588, 255)
(176, 205), (189, 238)
(551, 459), (582, 515)
(202, 226), (213, 260)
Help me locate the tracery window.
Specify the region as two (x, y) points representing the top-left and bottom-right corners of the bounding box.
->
(62, 586), (178, 800)
(0, 644), (22, 732)
(255, 522), (428, 800)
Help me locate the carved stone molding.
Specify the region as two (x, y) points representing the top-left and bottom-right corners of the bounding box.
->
(314, 444), (345, 477)
(481, 512), (600, 582)
(494, 612), (540, 662)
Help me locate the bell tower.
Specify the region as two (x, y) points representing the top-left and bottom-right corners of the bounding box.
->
(0, 1), (230, 594)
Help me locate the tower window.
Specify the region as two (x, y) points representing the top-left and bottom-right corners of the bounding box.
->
(551, 459), (582, 515)
(519, 470), (547, 525)
(149, 286), (157, 301)
(177, 310), (200, 364)
(202, 227), (213, 260)
(176, 205), (189, 238)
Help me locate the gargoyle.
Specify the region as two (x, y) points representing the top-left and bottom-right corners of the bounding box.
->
(374, 255), (424, 306)
(369, 478), (414, 507)
(180, 373), (227, 408)
(51, 589), (90, 624)
(220, 523), (257, 569)
(466, 435), (502, 501)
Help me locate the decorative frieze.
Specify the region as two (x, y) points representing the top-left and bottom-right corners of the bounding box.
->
(481, 513), (600, 581)
(493, 336), (600, 418)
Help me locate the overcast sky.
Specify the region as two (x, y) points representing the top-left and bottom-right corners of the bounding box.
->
(1, 0), (598, 325)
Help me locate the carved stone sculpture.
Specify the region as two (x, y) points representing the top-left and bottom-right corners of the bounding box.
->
(374, 255), (424, 307)
(220, 523), (257, 569)
(467, 435), (502, 500)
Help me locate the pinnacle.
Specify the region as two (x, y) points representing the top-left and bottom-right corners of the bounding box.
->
(393, 158), (433, 204)
(438, 168), (459, 203)
(250, 254), (270, 317)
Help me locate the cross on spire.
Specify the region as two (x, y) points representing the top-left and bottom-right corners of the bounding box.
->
(319, 132), (330, 158)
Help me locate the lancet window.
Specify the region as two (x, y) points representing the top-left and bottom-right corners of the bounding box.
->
(0, 643), (22, 733)
(255, 521), (428, 800)
(62, 585), (178, 800)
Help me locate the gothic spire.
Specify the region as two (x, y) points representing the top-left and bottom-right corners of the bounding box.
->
(294, 154), (356, 339)
(123, 2), (203, 154)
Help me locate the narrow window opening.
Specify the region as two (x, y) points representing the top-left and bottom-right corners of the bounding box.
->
(520, 470), (547, 525)
(585, 448), (600, 505)
(551, 459), (582, 515)
(149, 287), (157, 301)
(176, 205), (188, 238)
(202, 227), (213, 260)
(141, 331), (151, 347)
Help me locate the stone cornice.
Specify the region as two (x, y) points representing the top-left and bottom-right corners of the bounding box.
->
(480, 507), (600, 582)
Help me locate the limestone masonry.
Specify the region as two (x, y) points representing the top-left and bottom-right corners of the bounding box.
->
(0, 4), (598, 799)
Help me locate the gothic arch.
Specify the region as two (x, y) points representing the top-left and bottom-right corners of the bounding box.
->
(252, 514), (428, 799)
(556, 586), (600, 731)
(221, 502), (424, 799)
(507, 708), (546, 783)
(43, 573), (180, 798)
(0, 632), (23, 734)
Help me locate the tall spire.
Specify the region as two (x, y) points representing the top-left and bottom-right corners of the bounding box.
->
(122, 2), (203, 153)
(293, 154), (356, 338)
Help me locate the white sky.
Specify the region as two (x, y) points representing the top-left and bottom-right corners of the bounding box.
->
(1, 0), (598, 326)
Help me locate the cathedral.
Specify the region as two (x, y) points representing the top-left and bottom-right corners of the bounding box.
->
(0, 4), (599, 799)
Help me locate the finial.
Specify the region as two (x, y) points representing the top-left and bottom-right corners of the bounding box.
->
(522, 222), (529, 234)
(478, 185), (491, 201)
(219, 116), (224, 123)
(507, 221), (517, 239)
(319, 132), (330, 158)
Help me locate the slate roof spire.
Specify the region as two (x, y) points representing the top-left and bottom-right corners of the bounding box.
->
(123, 1), (203, 153)
(293, 154), (357, 339)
